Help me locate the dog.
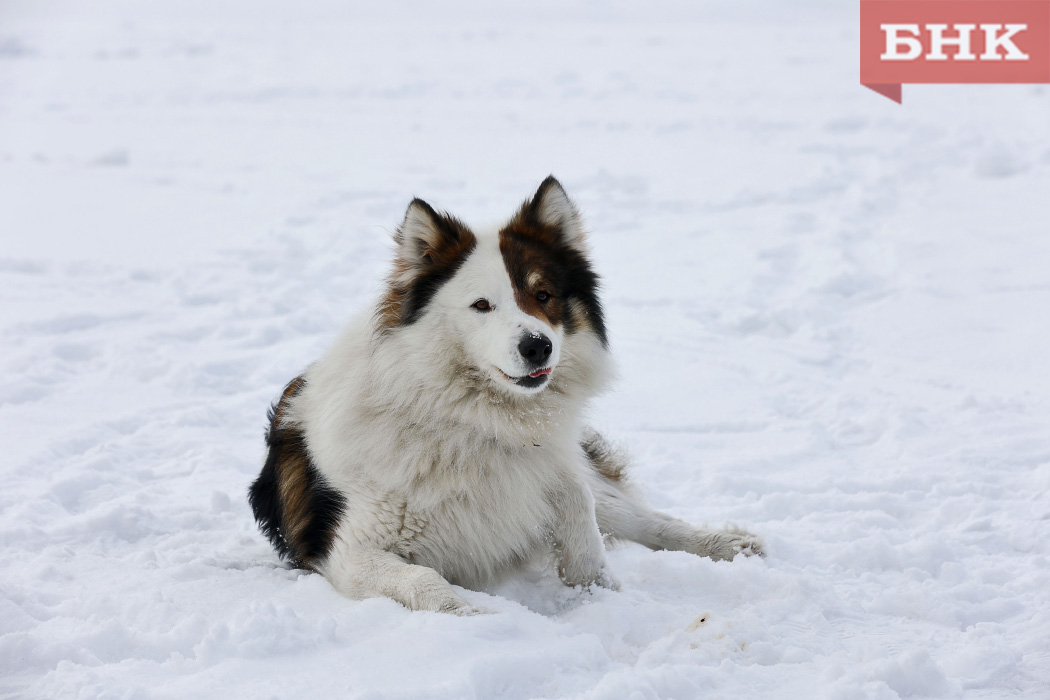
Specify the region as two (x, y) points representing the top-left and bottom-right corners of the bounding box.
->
(249, 176), (763, 614)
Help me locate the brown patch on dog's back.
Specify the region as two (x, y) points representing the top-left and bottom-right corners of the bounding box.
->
(249, 376), (347, 569)
(274, 375), (304, 421)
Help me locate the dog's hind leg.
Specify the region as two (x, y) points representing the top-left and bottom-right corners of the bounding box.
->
(322, 546), (485, 615)
(582, 430), (764, 561)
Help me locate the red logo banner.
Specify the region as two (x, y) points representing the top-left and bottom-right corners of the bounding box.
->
(860, 0), (1050, 102)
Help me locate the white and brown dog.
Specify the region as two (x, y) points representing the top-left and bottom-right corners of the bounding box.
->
(249, 177), (763, 614)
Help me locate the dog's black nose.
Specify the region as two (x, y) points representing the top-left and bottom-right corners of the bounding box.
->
(518, 334), (553, 366)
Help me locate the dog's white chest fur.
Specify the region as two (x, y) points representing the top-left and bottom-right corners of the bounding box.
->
(369, 448), (559, 586)
(291, 318), (586, 589)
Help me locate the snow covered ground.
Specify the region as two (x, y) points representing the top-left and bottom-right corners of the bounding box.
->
(2, 1), (1049, 697)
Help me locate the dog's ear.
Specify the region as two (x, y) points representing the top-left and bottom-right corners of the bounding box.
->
(393, 198), (475, 282)
(378, 198), (477, 330)
(520, 176), (587, 251)
(397, 198), (457, 263)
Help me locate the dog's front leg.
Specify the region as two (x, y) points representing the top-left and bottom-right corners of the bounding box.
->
(324, 547), (483, 615)
(548, 476), (619, 591)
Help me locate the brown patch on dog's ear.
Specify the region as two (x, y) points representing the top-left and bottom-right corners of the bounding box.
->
(376, 198), (477, 331)
(396, 199), (469, 271)
(518, 175), (587, 252)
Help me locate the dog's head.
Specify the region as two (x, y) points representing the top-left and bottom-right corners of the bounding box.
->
(377, 176), (607, 397)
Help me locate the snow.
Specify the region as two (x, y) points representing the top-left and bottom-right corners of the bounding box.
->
(2, 0), (1049, 698)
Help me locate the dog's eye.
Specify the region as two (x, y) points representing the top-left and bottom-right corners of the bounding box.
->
(536, 291), (551, 303)
(472, 299), (492, 312)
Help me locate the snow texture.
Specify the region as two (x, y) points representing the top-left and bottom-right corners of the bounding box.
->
(2, 1), (1049, 698)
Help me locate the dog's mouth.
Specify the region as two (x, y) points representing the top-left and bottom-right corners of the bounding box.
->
(497, 367), (552, 390)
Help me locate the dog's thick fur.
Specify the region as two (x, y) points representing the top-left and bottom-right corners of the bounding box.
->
(249, 177), (762, 614)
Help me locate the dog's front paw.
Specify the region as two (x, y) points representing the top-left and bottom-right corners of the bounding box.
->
(430, 597), (494, 616)
(699, 526), (765, 561)
(409, 586), (489, 616)
(590, 567), (621, 592)
(559, 559), (620, 591)
(565, 568), (621, 593)
(444, 602), (495, 616)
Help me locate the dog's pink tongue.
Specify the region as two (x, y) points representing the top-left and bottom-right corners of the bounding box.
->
(528, 368), (551, 379)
